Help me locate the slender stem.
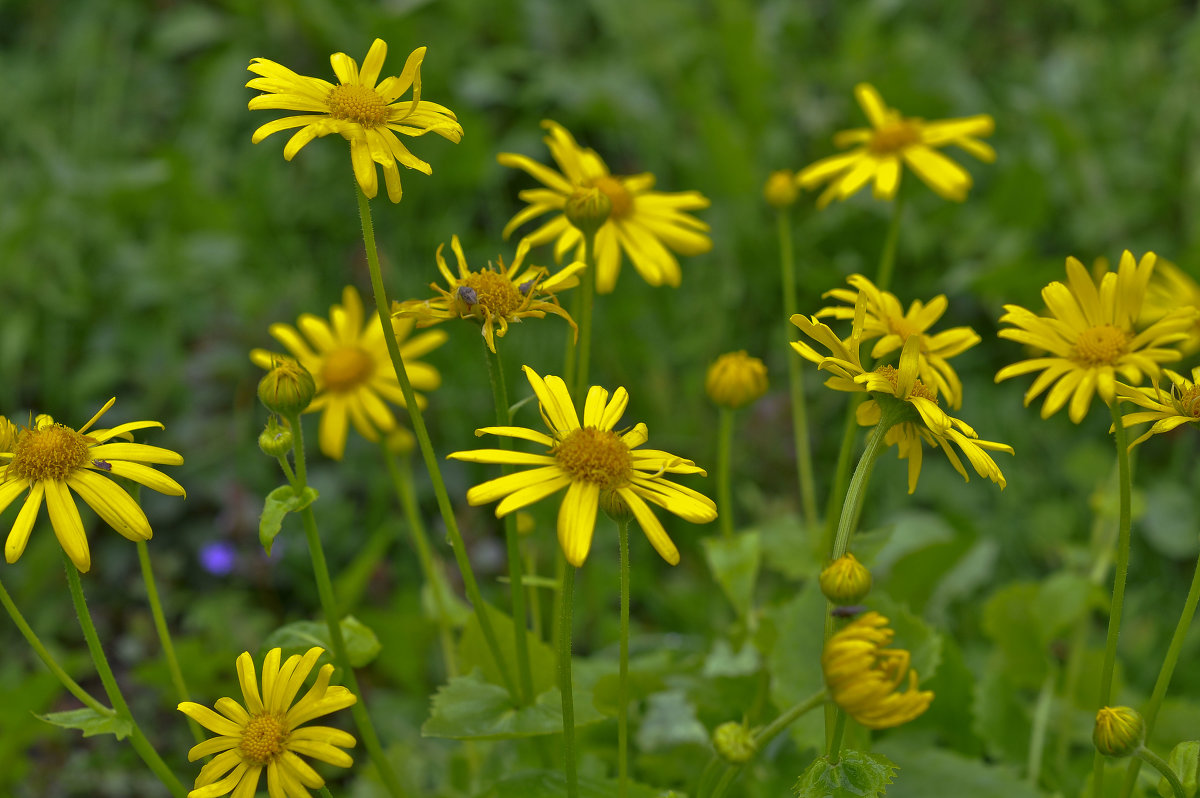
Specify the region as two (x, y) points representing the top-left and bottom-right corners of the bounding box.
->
(1027, 666), (1056, 787)
(826, 709), (849, 764)
(484, 342), (535, 706)
(558, 561), (579, 798)
(63, 554), (187, 798)
(284, 412), (409, 798)
(354, 186), (515, 698)
(777, 208), (818, 530)
(821, 397), (864, 558)
(1136, 747), (1186, 798)
(1119, 548), (1200, 797)
(0, 574), (111, 715)
(1094, 398), (1134, 798)
(874, 191), (904, 293)
(136, 540), (203, 744)
(618, 517), (632, 798)
(571, 230), (597, 410)
(706, 689), (827, 798)
(716, 407), (735, 539)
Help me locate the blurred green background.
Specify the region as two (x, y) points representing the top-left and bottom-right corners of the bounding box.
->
(4, 0), (1200, 795)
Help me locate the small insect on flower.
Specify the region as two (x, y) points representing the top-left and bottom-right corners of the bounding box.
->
(831, 604), (868, 618)
(91, 459), (112, 471)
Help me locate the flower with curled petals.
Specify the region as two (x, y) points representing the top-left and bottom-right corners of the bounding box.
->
(247, 39), (462, 203)
(448, 366), (717, 567)
(822, 611), (933, 729)
(0, 400), (185, 573)
(250, 285), (446, 460)
(178, 646), (356, 798)
(1116, 367), (1200, 448)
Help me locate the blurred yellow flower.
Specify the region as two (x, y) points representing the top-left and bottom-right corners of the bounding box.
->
(797, 83), (994, 207)
(247, 39), (463, 203)
(822, 611), (933, 729)
(1117, 366), (1200, 448)
(763, 169), (798, 208)
(392, 235), (584, 353)
(178, 647), (356, 798)
(498, 120), (712, 293)
(0, 400), (185, 573)
(818, 274), (980, 409)
(448, 366), (717, 567)
(996, 251), (1197, 424)
(1141, 260), (1200, 355)
(251, 285), (446, 460)
(705, 351), (768, 409)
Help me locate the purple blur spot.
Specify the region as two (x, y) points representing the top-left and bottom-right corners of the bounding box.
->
(199, 540), (236, 576)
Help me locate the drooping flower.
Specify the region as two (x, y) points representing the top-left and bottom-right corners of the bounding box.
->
(498, 120), (712, 293)
(822, 611), (933, 729)
(392, 235), (584, 353)
(178, 647), (357, 798)
(448, 366), (717, 567)
(250, 285), (446, 460)
(995, 251), (1198, 424)
(817, 274), (980, 408)
(247, 39), (463, 203)
(1116, 367), (1200, 448)
(0, 400), (185, 573)
(797, 83), (995, 207)
(705, 351), (769, 409)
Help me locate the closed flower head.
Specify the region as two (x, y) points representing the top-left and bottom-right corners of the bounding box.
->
(822, 611), (933, 729)
(706, 351), (768, 409)
(819, 553), (872, 605)
(1093, 706), (1144, 758)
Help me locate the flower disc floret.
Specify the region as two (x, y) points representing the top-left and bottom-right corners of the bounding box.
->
(554, 428), (631, 489)
(239, 714), (289, 764)
(10, 425), (92, 482)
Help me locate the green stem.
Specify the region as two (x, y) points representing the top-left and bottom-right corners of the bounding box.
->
(320, 787), (335, 798)
(354, 186), (515, 699)
(484, 342), (535, 706)
(706, 689), (827, 798)
(618, 517), (631, 798)
(777, 208), (818, 530)
(284, 412), (409, 798)
(0, 574), (111, 715)
(1119, 547), (1200, 797)
(874, 191), (904, 293)
(1094, 398), (1134, 798)
(558, 561), (579, 798)
(1027, 666), (1056, 787)
(571, 230), (597, 410)
(63, 554), (186, 798)
(716, 407), (735, 539)
(826, 709), (849, 764)
(1136, 747), (1186, 798)
(136, 540), (203, 744)
(821, 397), (864, 558)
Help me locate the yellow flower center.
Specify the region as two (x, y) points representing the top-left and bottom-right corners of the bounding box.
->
(1074, 325), (1128, 366)
(868, 120), (921, 154)
(589, 175), (633, 219)
(460, 270), (525, 318)
(554, 428), (631, 489)
(325, 84), (390, 128)
(888, 316), (921, 341)
(9, 425), (91, 482)
(238, 713), (289, 765)
(321, 346), (375, 392)
(1177, 385), (1200, 417)
(872, 365), (939, 403)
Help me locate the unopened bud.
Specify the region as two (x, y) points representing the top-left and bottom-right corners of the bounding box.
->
(257, 356), (315, 416)
(1093, 706), (1144, 758)
(385, 426), (415, 455)
(713, 721), (756, 764)
(600, 490), (632, 522)
(258, 417), (294, 458)
(819, 553), (872, 605)
(565, 186), (612, 238)
(763, 169), (798, 208)
(706, 351), (768, 409)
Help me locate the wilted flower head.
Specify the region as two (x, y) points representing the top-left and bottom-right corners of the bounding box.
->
(822, 611), (933, 729)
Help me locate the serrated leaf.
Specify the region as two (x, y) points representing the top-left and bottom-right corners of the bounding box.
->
(792, 749), (897, 797)
(476, 769), (670, 798)
(702, 531), (761, 617)
(876, 740), (1039, 798)
(258, 484), (318, 555)
(36, 708), (132, 740)
(262, 615), (380, 668)
(421, 669), (604, 740)
(1158, 741), (1199, 798)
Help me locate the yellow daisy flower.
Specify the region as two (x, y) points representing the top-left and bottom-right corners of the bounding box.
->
(0, 399), (185, 573)
(250, 285), (447, 460)
(797, 83), (995, 208)
(178, 646), (356, 798)
(247, 39), (463, 203)
(447, 366), (717, 567)
(817, 273), (980, 408)
(1141, 260), (1200, 355)
(392, 234), (584, 353)
(822, 611), (933, 729)
(497, 120), (712, 294)
(1116, 367), (1200, 448)
(995, 251), (1198, 424)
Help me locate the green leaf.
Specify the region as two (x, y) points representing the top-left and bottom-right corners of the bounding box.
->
(421, 669), (605, 740)
(1033, 571), (1101, 648)
(792, 749), (897, 797)
(870, 594), (941, 682)
(1159, 741), (1199, 798)
(262, 615), (381, 668)
(476, 769), (672, 797)
(762, 581), (827, 753)
(980, 582), (1047, 688)
(702, 531), (761, 617)
(457, 601), (557, 694)
(635, 689), (709, 751)
(36, 708), (132, 741)
(258, 484), (318, 556)
(876, 740), (1039, 798)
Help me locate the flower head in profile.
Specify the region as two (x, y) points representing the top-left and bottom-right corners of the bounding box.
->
(822, 611), (933, 729)
(996, 251), (1198, 424)
(1140, 259), (1200, 355)
(0, 400), (185, 573)
(250, 285), (446, 460)
(1116, 367), (1200, 448)
(797, 83), (995, 208)
(247, 39), (463, 203)
(1093, 706), (1145, 758)
(705, 351), (768, 409)
(448, 366), (717, 567)
(178, 646), (356, 798)
(392, 235), (584, 353)
(818, 274), (980, 408)
(498, 120), (712, 293)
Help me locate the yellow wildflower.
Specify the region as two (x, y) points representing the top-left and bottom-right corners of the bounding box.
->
(822, 611), (933, 729)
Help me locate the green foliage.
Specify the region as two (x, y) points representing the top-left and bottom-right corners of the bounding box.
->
(36, 708), (132, 741)
(258, 484), (318, 556)
(875, 742), (1038, 798)
(421, 668), (604, 740)
(1159, 741), (1199, 798)
(262, 615), (381, 668)
(476, 769), (672, 797)
(792, 749), (897, 798)
(701, 531), (761, 617)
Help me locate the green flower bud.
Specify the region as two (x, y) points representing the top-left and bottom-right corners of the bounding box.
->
(1093, 706), (1145, 758)
(713, 721), (756, 764)
(600, 489), (632, 523)
(819, 553), (872, 605)
(258, 417), (294, 458)
(257, 356), (316, 416)
(564, 186), (612, 238)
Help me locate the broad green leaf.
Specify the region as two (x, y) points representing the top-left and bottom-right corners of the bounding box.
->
(753, 514), (822, 580)
(702, 531), (761, 617)
(258, 484), (318, 556)
(874, 741), (1038, 798)
(1033, 571), (1100, 648)
(870, 594), (941, 681)
(262, 615), (381, 668)
(980, 582), (1047, 688)
(476, 769), (671, 797)
(420, 577), (472, 628)
(1143, 484), (1200, 559)
(1158, 741), (1199, 798)
(457, 602), (557, 694)
(36, 708), (131, 741)
(702, 638), (760, 678)
(762, 581), (827, 753)
(909, 633), (982, 757)
(592, 649), (674, 717)
(792, 749), (896, 797)
(421, 669), (604, 740)
(972, 662), (1031, 765)
(636, 689), (709, 751)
